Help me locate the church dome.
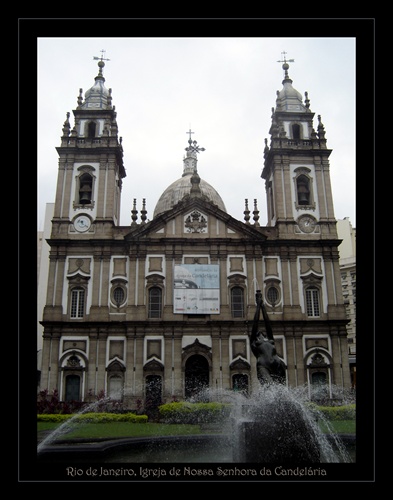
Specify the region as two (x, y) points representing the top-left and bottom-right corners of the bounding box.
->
(153, 173), (227, 218)
(153, 136), (227, 218)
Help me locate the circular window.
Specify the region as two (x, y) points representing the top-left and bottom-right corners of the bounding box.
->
(113, 286), (125, 307)
(266, 286), (279, 306)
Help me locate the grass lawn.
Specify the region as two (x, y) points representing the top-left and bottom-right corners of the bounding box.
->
(38, 420), (355, 441)
(38, 421), (205, 440)
(318, 420), (355, 434)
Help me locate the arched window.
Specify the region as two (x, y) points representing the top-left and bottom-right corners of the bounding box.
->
(305, 286), (320, 317)
(108, 375), (123, 401)
(296, 174), (310, 205)
(70, 286), (85, 318)
(292, 123), (301, 140)
(268, 181), (275, 219)
(88, 121), (96, 138)
(231, 287), (244, 318)
(79, 173), (93, 205)
(148, 287), (162, 318)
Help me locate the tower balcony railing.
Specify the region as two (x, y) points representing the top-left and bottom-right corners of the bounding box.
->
(76, 138), (102, 146)
(61, 137), (119, 148)
(269, 138), (327, 151)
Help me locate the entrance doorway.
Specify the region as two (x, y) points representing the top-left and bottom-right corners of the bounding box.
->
(65, 374), (80, 401)
(144, 375), (162, 420)
(232, 373), (249, 395)
(185, 354), (209, 400)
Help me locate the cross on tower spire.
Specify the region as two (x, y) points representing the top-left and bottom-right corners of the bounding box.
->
(186, 128), (195, 142)
(277, 52), (295, 81)
(277, 51), (294, 65)
(93, 50), (110, 77)
(94, 49), (110, 62)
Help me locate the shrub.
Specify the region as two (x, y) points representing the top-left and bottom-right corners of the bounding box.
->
(37, 389), (84, 414)
(37, 412), (148, 424)
(158, 401), (231, 424)
(317, 404), (356, 421)
(37, 414), (71, 423)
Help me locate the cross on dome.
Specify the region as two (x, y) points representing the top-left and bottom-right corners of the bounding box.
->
(185, 129), (206, 155)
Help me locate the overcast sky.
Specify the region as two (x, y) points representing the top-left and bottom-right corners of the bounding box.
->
(37, 37), (356, 231)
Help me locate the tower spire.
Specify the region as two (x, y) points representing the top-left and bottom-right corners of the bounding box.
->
(277, 51), (295, 83)
(93, 50), (110, 79)
(183, 130), (205, 176)
(185, 129), (206, 155)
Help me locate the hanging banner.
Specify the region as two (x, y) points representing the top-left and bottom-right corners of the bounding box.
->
(173, 264), (220, 314)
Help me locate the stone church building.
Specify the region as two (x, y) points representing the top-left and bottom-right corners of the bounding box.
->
(39, 56), (351, 409)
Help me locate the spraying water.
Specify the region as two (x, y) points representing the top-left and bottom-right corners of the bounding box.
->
(37, 385), (353, 462)
(37, 396), (115, 454)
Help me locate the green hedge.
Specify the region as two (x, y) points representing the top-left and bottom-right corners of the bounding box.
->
(317, 404), (356, 421)
(37, 412), (148, 424)
(158, 402), (231, 424)
(37, 404), (355, 425)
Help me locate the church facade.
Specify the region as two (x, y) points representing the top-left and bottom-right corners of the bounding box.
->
(39, 57), (351, 409)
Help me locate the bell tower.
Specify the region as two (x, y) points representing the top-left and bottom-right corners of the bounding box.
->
(51, 52), (126, 238)
(262, 54), (337, 239)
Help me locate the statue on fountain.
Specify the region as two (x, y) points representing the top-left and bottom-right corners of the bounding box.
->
(236, 289), (321, 463)
(249, 290), (286, 385)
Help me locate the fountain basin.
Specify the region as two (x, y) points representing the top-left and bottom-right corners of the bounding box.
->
(37, 433), (355, 463)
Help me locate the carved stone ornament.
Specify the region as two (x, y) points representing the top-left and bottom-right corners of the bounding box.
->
(67, 354), (81, 367)
(184, 210), (207, 233)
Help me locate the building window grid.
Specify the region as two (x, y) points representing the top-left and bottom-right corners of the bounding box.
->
(306, 287), (320, 317)
(231, 287), (244, 318)
(148, 287), (162, 318)
(71, 287), (85, 318)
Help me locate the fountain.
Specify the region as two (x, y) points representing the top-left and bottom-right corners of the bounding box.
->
(37, 396), (121, 455)
(232, 290), (323, 463)
(37, 292), (354, 464)
(37, 387), (353, 464)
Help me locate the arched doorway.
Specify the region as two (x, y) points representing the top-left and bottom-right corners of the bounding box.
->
(65, 374), (80, 401)
(145, 375), (162, 413)
(185, 354), (209, 400)
(232, 373), (249, 395)
(311, 371), (329, 401)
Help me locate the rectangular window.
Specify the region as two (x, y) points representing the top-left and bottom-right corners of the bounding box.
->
(231, 288), (244, 318)
(149, 288), (162, 318)
(71, 288), (85, 318)
(306, 288), (320, 317)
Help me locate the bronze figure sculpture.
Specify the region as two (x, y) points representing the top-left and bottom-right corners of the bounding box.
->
(249, 290), (286, 385)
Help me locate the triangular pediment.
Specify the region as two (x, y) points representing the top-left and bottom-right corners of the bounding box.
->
(124, 197), (269, 241)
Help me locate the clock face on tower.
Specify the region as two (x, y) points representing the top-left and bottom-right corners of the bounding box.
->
(298, 215), (316, 233)
(74, 215), (91, 232)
